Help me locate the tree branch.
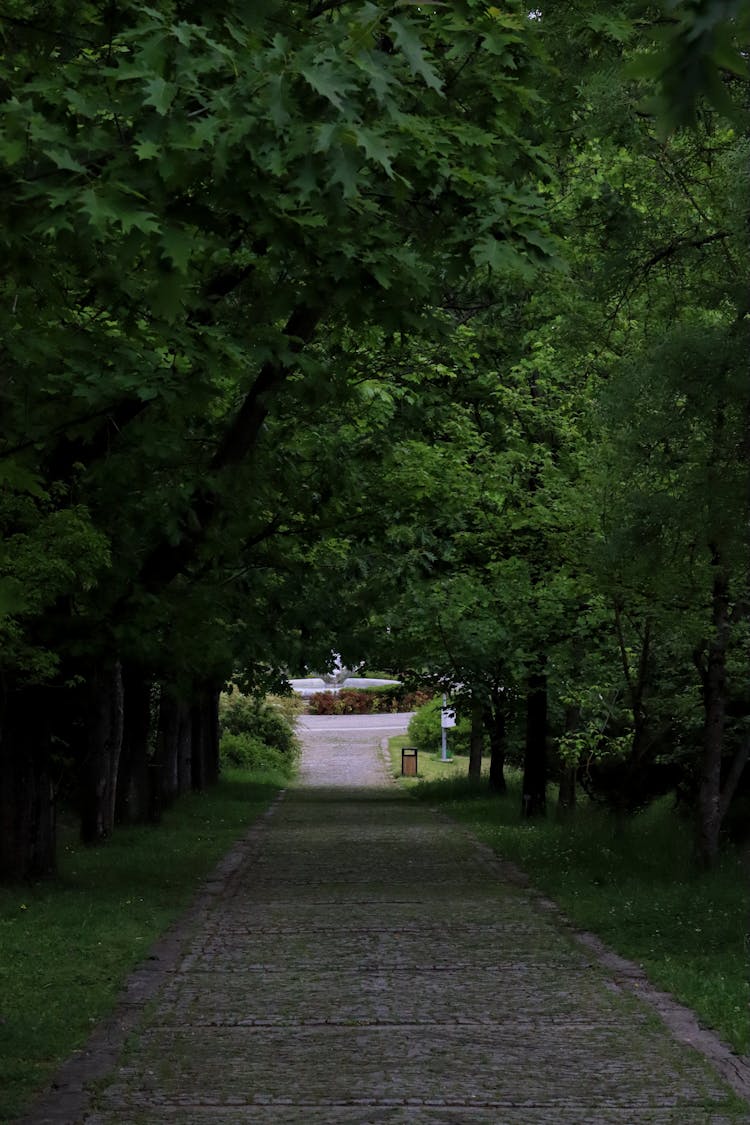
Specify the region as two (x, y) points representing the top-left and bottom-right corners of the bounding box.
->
(641, 230), (728, 273)
(135, 303), (322, 594)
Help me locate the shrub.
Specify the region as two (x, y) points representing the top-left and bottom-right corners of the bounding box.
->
(219, 732), (292, 778)
(219, 694), (296, 756)
(335, 689), (377, 715)
(266, 693), (306, 725)
(218, 692), (299, 779)
(307, 687), (435, 716)
(401, 689), (434, 711)
(407, 697), (472, 756)
(307, 691), (337, 715)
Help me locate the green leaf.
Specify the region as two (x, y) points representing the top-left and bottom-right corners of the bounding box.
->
(330, 147), (359, 198)
(80, 188), (118, 231)
(160, 228), (193, 273)
(352, 126), (394, 177)
(300, 62), (352, 111)
(0, 137), (26, 165)
(135, 139), (161, 161)
(143, 77), (177, 115)
(315, 122), (339, 153)
(173, 21), (193, 47)
(471, 235), (522, 273)
(0, 462), (46, 498)
(268, 75), (290, 129)
(118, 205), (160, 235)
(44, 148), (87, 174)
(388, 18), (443, 93)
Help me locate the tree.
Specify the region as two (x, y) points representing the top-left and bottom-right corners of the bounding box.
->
(0, 1), (553, 878)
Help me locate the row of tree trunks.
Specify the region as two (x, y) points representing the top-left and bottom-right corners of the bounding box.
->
(0, 672), (221, 881)
(115, 664), (153, 826)
(0, 687), (56, 881)
(80, 661), (125, 844)
(190, 687), (220, 792)
(159, 692), (193, 806)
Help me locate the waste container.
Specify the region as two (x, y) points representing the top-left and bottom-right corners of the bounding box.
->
(401, 746), (418, 777)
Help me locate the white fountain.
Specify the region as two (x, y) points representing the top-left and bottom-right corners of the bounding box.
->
(289, 654), (399, 698)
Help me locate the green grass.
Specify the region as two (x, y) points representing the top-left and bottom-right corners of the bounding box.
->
(388, 735), (489, 785)
(389, 739), (750, 1055)
(0, 768), (284, 1122)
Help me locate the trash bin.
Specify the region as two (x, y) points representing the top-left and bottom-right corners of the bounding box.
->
(401, 746), (418, 777)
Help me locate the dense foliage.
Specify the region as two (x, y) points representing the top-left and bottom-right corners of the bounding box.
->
(1, 2), (748, 877)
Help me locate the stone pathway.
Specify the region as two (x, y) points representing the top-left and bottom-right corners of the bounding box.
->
(26, 716), (750, 1123)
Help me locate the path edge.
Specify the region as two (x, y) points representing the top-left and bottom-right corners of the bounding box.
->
(440, 803), (750, 1108)
(15, 791), (287, 1125)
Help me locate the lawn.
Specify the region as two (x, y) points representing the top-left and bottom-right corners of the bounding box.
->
(0, 769), (283, 1122)
(389, 738), (750, 1055)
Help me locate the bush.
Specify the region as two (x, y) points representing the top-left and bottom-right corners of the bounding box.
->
(266, 693), (306, 725)
(218, 692), (299, 778)
(306, 691), (337, 715)
(219, 694), (296, 756)
(307, 687), (434, 716)
(407, 697), (472, 756)
(219, 732), (292, 777)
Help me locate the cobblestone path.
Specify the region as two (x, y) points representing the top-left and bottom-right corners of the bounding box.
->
(33, 717), (750, 1123)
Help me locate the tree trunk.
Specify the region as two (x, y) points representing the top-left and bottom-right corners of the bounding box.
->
(147, 686), (164, 826)
(556, 703), (580, 821)
(115, 665), (152, 825)
(190, 696), (207, 792)
(158, 690), (181, 808)
(206, 687), (220, 786)
(696, 551), (731, 868)
(190, 687), (219, 792)
(80, 661), (124, 845)
(522, 667), (547, 818)
(176, 700), (193, 795)
(468, 692), (484, 780)
(485, 696), (507, 795)
(0, 687), (57, 881)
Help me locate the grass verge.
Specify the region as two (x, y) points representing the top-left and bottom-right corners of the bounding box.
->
(0, 768), (284, 1122)
(387, 734), (488, 784)
(389, 738), (750, 1055)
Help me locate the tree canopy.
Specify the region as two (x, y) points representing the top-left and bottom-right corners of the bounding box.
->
(1, 1), (748, 877)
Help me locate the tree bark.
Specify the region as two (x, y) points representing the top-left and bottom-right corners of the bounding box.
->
(115, 665), (152, 825)
(522, 666), (547, 818)
(485, 693), (507, 795)
(80, 661), (124, 844)
(556, 703), (579, 821)
(0, 687), (57, 881)
(206, 688), (220, 785)
(189, 688), (219, 792)
(134, 305), (321, 598)
(176, 700), (193, 795)
(158, 689), (181, 808)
